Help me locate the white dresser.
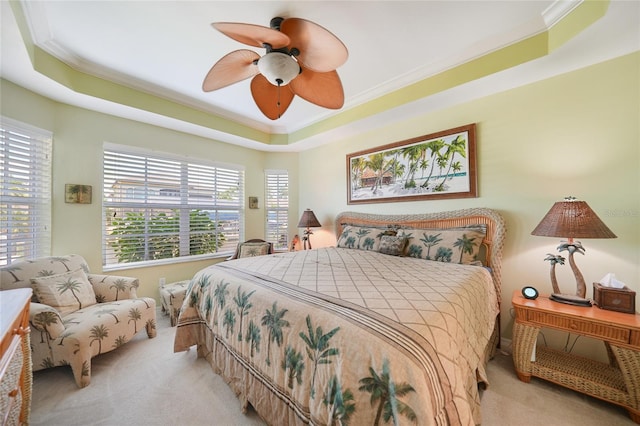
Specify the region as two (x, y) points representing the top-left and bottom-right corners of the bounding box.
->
(0, 289), (32, 426)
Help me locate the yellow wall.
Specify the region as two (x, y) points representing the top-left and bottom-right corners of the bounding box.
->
(2, 52), (638, 357)
(0, 79), (299, 298)
(299, 52), (639, 354)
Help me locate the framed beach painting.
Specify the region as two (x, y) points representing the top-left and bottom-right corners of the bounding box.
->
(65, 184), (92, 204)
(347, 124), (477, 204)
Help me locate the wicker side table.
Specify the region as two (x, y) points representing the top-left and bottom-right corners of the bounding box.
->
(511, 291), (640, 423)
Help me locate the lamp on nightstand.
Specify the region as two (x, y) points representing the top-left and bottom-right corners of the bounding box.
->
(531, 196), (616, 305)
(297, 209), (321, 250)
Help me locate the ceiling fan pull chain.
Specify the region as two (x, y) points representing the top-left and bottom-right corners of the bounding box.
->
(276, 82), (282, 118)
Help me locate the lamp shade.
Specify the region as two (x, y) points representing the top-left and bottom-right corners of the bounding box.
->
(258, 52), (300, 86)
(297, 209), (321, 228)
(531, 198), (616, 239)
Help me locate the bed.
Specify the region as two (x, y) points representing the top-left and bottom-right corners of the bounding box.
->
(174, 208), (506, 426)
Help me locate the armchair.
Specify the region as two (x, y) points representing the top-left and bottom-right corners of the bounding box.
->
(0, 254), (156, 388)
(227, 239), (273, 260)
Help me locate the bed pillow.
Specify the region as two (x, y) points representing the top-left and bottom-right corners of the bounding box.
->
(377, 235), (408, 256)
(399, 225), (486, 264)
(238, 242), (271, 258)
(336, 225), (396, 251)
(31, 268), (97, 316)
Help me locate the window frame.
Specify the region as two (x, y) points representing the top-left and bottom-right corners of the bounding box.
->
(265, 169), (289, 251)
(102, 143), (245, 270)
(0, 116), (52, 265)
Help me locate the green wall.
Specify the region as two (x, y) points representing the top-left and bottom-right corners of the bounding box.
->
(299, 52), (639, 353)
(0, 79), (299, 297)
(2, 52), (638, 356)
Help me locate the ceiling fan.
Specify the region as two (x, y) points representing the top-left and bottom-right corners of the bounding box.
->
(202, 17), (348, 120)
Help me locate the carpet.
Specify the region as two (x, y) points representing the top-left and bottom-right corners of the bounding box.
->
(30, 309), (634, 425)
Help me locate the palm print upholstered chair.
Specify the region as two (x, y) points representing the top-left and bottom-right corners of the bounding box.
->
(0, 254), (157, 388)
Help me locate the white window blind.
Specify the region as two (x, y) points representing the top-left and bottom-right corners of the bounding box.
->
(103, 144), (244, 267)
(265, 170), (289, 251)
(0, 117), (52, 265)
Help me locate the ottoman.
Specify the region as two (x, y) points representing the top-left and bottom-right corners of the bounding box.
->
(159, 280), (190, 326)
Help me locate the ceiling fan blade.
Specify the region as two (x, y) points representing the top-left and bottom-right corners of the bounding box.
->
(213, 22), (290, 49)
(280, 18), (348, 72)
(250, 74), (295, 120)
(203, 50), (260, 92)
(289, 67), (344, 109)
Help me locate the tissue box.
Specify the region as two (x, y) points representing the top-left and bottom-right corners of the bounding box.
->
(593, 282), (636, 314)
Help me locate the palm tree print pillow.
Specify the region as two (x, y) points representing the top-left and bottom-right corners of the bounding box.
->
(399, 226), (487, 264)
(31, 268), (97, 316)
(238, 242), (270, 258)
(336, 225), (397, 251)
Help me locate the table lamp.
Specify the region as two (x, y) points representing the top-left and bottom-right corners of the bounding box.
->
(531, 196), (616, 305)
(297, 209), (321, 250)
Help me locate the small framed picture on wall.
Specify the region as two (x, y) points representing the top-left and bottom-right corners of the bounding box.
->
(65, 184), (92, 204)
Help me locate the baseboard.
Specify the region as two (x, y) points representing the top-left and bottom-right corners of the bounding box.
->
(500, 337), (512, 355)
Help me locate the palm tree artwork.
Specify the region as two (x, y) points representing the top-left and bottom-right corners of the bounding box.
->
(453, 233), (479, 264)
(355, 228), (372, 250)
(33, 311), (60, 342)
(212, 281), (230, 326)
(57, 278), (86, 309)
(110, 278), (128, 300)
(128, 307), (142, 333)
(299, 315), (340, 399)
(233, 287), (256, 341)
(89, 324), (109, 354)
(358, 359), (417, 426)
(245, 320), (261, 357)
(223, 308), (236, 339)
(113, 335), (127, 348)
(261, 302), (290, 366)
(544, 253), (566, 294)
(349, 126), (472, 202)
(323, 375), (356, 425)
(66, 184), (91, 203)
(434, 246), (453, 263)
(281, 345), (305, 390)
(420, 233), (443, 260)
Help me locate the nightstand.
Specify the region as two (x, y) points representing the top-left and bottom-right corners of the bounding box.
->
(511, 290), (640, 423)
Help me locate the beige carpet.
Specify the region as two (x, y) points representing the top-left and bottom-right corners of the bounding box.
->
(30, 309), (635, 425)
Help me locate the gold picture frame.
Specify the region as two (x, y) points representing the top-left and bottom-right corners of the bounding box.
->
(248, 196), (259, 209)
(347, 123), (477, 204)
(65, 184), (92, 204)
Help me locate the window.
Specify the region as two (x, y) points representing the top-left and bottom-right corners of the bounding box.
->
(103, 144), (244, 268)
(265, 170), (289, 251)
(0, 117), (52, 265)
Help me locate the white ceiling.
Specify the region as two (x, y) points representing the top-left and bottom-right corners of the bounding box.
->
(1, 1), (639, 152)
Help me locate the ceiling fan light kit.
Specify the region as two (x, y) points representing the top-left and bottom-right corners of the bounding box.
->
(203, 16), (348, 120)
(257, 52), (300, 86)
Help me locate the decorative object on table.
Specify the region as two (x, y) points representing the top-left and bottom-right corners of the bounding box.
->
(297, 209), (321, 249)
(65, 184), (92, 204)
(521, 286), (539, 300)
(248, 196), (259, 209)
(593, 273), (636, 313)
(202, 17), (348, 120)
(346, 123), (477, 204)
(290, 234), (300, 251)
(532, 196), (617, 306)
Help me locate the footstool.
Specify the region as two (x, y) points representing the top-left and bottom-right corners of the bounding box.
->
(159, 280), (190, 326)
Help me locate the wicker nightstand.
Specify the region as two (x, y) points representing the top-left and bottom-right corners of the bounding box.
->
(512, 290), (640, 423)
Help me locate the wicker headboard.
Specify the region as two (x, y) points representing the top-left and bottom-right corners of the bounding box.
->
(335, 208), (507, 304)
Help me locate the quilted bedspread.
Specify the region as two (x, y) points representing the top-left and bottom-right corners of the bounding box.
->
(174, 247), (499, 426)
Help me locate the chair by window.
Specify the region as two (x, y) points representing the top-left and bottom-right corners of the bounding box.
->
(228, 239), (273, 260)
